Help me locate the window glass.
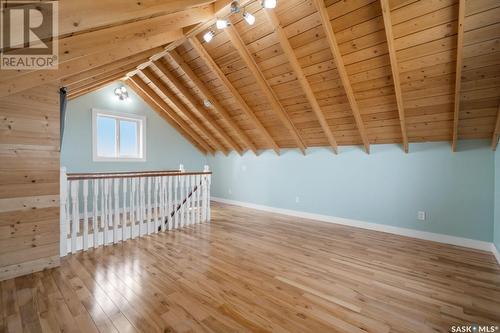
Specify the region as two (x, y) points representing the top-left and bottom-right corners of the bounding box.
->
(120, 119), (139, 157)
(97, 116), (116, 157)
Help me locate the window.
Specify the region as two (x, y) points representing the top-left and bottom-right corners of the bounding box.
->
(92, 109), (146, 161)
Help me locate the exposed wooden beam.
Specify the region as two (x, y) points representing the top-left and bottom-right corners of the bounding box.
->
(152, 60), (243, 155)
(0, 30), (183, 98)
(67, 67), (133, 92)
(188, 37), (280, 154)
(452, 0), (466, 152)
(4, 0), (215, 43)
(313, 0), (370, 153)
(380, 0), (409, 153)
(141, 67), (228, 154)
(67, 70), (130, 99)
(263, 9), (338, 154)
(128, 75), (214, 154)
(225, 24), (306, 154)
(62, 47), (165, 87)
(492, 105), (500, 151)
(168, 50), (258, 154)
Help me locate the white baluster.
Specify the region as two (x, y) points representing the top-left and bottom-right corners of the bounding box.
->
(174, 175), (178, 229)
(108, 179), (113, 242)
(65, 179), (71, 251)
(167, 176), (173, 230)
(185, 174), (191, 226)
(153, 177), (159, 233)
(122, 178), (127, 242)
(201, 174), (207, 223)
(59, 167), (68, 256)
(100, 179), (105, 246)
(82, 180), (89, 251)
(131, 177), (137, 238)
(196, 174), (201, 224)
(179, 175), (185, 228)
(113, 178), (119, 243)
(70, 180), (79, 253)
(147, 177), (152, 235)
(139, 177), (145, 236)
(160, 176), (167, 231)
(103, 179), (109, 245)
(191, 175), (196, 225)
(93, 179), (98, 248)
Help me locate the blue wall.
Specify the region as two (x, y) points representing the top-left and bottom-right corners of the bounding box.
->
(61, 82), (207, 173)
(208, 141), (494, 242)
(495, 149), (500, 251)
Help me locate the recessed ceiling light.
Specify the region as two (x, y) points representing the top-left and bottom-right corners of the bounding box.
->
(262, 0), (277, 9)
(203, 30), (214, 43)
(203, 99), (213, 108)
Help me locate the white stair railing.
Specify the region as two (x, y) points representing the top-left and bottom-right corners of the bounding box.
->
(59, 165), (212, 256)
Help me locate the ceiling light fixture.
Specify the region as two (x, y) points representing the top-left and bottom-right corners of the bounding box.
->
(203, 99), (213, 108)
(203, 30), (215, 43)
(262, 0), (277, 9)
(216, 18), (229, 30)
(243, 12), (255, 25)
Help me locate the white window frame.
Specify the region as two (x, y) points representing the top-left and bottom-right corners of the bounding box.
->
(92, 108), (146, 162)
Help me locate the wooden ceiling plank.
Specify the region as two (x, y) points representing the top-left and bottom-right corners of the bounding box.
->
(225, 24), (307, 154)
(67, 66), (134, 92)
(128, 75), (214, 154)
(141, 67), (228, 154)
(188, 37), (280, 154)
(492, 105), (500, 151)
(380, 0), (409, 153)
(0, 30), (183, 98)
(313, 0), (370, 153)
(168, 50), (258, 154)
(264, 9), (338, 154)
(152, 60), (243, 155)
(452, 0), (466, 152)
(67, 71), (129, 99)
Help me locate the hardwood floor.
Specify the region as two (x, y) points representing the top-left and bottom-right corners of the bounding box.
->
(2, 202), (500, 333)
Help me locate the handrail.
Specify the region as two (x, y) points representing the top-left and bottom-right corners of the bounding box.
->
(66, 170), (212, 180)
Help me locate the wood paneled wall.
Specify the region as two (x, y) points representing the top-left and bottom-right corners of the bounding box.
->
(0, 83), (60, 281)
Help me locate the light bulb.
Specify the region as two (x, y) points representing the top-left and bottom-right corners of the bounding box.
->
(262, 0), (277, 9)
(120, 86), (127, 93)
(216, 18), (229, 29)
(203, 30), (214, 43)
(114, 88), (121, 95)
(243, 12), (255, 25)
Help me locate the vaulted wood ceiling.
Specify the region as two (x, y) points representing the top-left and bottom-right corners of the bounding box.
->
(1, 0), (499, 155)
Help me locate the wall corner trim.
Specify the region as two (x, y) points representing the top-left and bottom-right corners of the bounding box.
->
(211, 197), (495, 254)
(492, 244), (500, 265)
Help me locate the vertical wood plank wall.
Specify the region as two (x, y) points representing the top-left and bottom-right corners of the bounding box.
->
(0, 83), (61, 281)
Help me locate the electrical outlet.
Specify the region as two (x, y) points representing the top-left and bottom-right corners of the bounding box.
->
(417, 211), (426, 221)
(295, 196), (300, 203)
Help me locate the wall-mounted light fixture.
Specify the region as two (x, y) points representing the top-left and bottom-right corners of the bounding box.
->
(114, 86), (130, 101)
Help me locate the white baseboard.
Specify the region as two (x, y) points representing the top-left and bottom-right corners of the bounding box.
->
(492, 244), (500, 265)
(212, 197), (495, 254)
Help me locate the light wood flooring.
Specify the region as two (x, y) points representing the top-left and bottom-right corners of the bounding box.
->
(2, 202), (500, 333)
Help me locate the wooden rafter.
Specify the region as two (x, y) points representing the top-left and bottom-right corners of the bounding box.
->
(380, 0), (409, 153)
(452, 0), (466, 152)
(152, 60), (244, 155)
(168, 50), (258, 154)
(68, 72), (128, 100)
(141, 67), (228, 154)
(67, 66), (134, 92)
(61, 47), (165, 87)
(0, 30), (183, 98)
(492, 105), (500, 151)
(128, 76), (214, 154)
(263, 9), (338, 154)
(188, 37), (280, 154)
(313, 0), (370, 153)
(225, 25), (306, 154)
